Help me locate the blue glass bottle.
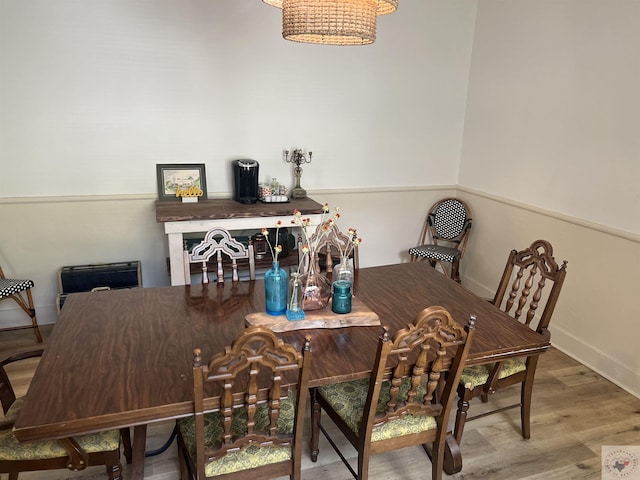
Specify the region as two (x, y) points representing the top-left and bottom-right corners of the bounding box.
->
(265, 261), (288, 315)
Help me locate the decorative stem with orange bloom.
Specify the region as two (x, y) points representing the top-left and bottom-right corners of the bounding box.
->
(291, 202), (340, 273)
(334, 227), (362, 262)
(262, 220), (283, 262)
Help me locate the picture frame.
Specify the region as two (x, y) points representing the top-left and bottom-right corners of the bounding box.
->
(156, 163), (207, 201)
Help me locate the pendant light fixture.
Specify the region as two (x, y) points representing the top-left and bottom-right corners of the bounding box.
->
(262, 0), (398, 46)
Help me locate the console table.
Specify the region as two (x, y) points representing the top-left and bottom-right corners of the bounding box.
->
(156, 197), (325, 285)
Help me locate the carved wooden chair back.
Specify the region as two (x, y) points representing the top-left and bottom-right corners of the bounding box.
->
(176, 327), (312, 480)
(183, 227), (256, 285)
(409, 198), (472, 283)
(0, 265), (43, 343)
(311, 307), (475, 480)
(0, 348), (131, 480)
(492, 239), (568, 334)
(300, 223), (360, 275)
(454, 239), (568, 448)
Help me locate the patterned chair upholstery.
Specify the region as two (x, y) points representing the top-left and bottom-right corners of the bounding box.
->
(176, 327), (312, 480)
(408, 198), (472, 283)
(317, 378), (434, 443)
(177, 392), (296, 477)
(453, 240), (568, 450)
(0, 265), (42, 343)
(310, 306), (475, 480)
(0, 348), (131, 480)
(459, 358), (527, 390)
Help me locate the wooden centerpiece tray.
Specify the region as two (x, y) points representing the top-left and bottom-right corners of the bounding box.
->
(245, 296), (380, 333)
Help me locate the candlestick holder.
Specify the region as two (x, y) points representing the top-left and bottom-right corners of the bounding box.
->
(284, 148), (312, 199)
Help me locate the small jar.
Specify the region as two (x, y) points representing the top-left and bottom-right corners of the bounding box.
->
(252, 233), (268, 259)
(331, 280), (352, 314)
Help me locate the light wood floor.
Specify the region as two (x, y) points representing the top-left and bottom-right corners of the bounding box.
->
(2, 325), (639, 479)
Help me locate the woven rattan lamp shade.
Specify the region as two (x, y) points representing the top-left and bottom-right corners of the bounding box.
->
(376, 0), (397, 15)
(282, 0), (379, 45)
(264, 0), (398, 15)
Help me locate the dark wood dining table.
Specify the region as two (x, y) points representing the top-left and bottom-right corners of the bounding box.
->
(13, 262), (549, 478)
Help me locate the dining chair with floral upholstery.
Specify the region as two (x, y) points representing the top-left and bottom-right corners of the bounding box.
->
(0, 348), (131, 480)
(176, 326), (312, 480)
(309, 306), (475, 480)
(453, 239), (568, 446)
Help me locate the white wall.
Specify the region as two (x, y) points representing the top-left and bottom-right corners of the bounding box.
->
(459, 0), (640, 234)
(0, 0), (477, 196)
(458, 1), (640, 396)
(458, 189), (640, 398)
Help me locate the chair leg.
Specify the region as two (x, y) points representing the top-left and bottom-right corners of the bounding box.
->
(453, 390), (471, 446)
(7, 288), (42, 343)
(120, 427), (132, 464)
(8, 288), (43, 343)
(104, 463), (123, 480)
(176, 431), (192, 480)
(24, 288), (43, 343)
(357, 451), (371, 480)
(451, 259), (461, 283)
(309, 388), (321, 462)
(430, 437), (446, 480)
(103, 450), (124, 480)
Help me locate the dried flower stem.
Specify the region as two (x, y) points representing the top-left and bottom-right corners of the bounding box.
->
(262, 221), (283, 262)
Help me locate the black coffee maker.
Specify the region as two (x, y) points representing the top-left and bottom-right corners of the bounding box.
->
(232, 159), (259, 204)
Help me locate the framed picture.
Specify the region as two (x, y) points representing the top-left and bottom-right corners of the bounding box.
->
(156, 164), (207, 201)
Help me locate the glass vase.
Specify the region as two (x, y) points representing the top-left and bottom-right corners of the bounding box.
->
(300, 266), (331, 311)
(334, 257), (354, 283)
(286, 272), (305, 321)
(265, 261), (287, 315)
